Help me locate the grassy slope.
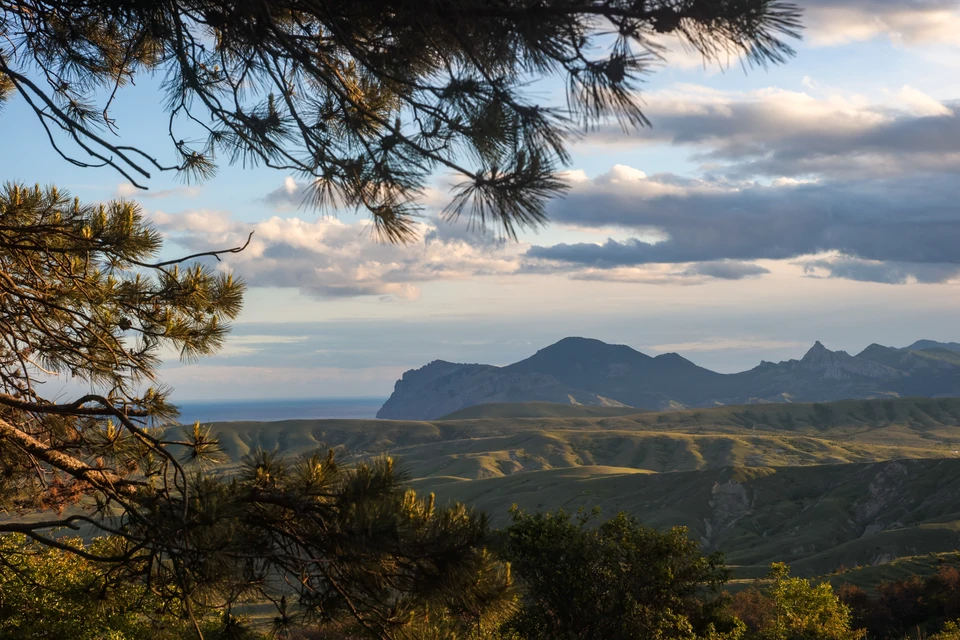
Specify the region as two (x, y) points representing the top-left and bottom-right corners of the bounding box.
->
(200, 397), (960, 480)
(411, 459), (960, 578)
(437, 402), (645, 420)
(191, 397), (960, 578)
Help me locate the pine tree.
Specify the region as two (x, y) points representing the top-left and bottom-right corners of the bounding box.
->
(0, 183), (513, 638)
(1, 0), (801, 241)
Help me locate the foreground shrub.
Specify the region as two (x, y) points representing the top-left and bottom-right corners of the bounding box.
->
(730, 563), (865, 640)
(838, 564), (960, 639)
(0, 533), (262, 640)
(502, 507), (741, 640)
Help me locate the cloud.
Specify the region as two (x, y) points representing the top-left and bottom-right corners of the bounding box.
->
(537, 260), (766, 285)
(115, 183), (201, 200)
(566, 265), (718, 285)
(587, 86), (959, 180)
(152, 210), (525, 300)
(799, 255), (960, 284)
(804, 0), (960, 47)
(681, 261), (770, 280)
(160, 160), (960, 293)
(154, 204), (780, 293)
(527, 237), (670, 268)
(217, 335), (309, 358)
(551, 85), (960, 282)
(529, 165), (960, 278)
(895, 85), (955, 117)
(525, 236), (770, 282)
(262, 176), (309, 210)
(152, 209), (235, 234)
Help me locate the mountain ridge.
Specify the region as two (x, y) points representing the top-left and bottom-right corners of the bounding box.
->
(377, 338), (960, 420)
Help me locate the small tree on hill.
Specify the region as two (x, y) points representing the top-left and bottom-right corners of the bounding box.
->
(730, 563), (865, 640)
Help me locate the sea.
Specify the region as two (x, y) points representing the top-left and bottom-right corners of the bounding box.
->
(174, 397), (387, 424)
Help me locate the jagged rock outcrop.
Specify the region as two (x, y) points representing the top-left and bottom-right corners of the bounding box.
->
(377, 337), (960, 420)
(798, 341), (903, 379)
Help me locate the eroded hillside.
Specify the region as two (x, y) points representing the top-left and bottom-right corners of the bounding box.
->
(191, 397), (960, 577)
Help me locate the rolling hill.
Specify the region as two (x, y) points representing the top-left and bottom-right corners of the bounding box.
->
(414, 459), (960, 577)
(196, 397), (960, 480)
(377, 337), (960, 420)
(437, 402), (645, 420)
(188, 397), (960, 577)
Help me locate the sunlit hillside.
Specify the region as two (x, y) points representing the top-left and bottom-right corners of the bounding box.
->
(187, 397), (960, 577)
(196, 397), (960, 481)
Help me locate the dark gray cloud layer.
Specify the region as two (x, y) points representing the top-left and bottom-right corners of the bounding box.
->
(800, 257), (960, 285)
(589, 93), (960, 180)
(682, 261), (770, 280)
(530, 171), (960, 283)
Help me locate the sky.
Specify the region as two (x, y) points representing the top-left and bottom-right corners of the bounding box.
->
(4, 1), (960, 400)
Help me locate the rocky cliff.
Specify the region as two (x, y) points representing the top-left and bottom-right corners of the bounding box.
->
(376, 337), (960, 420)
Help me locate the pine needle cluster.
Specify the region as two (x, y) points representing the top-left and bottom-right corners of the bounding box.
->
(1, 0), (800, 241)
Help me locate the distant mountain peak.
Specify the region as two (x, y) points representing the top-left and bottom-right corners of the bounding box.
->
(507, 336), (652, 375)
(799, 340), (902, 380)
(801, 340), (830, 361)
(654, 352), (690, 363)
(856, 343), (897, 360)
(903, 339), (960, 353)
(536, 336), (641, 355)
(552, 336), (606, 346)
(378, 337), (960, 420)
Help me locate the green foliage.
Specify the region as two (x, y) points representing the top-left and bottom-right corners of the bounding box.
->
(731, 563), (865, 640)
(0, 534), (262, 640)
(931, 621), (960, 639)
(0, 181), (241, 382)
(0, 184), (513, 638)
(1, 1), (800, 240)
(0, 452), (515, 639)
(502, 508), (738, 640)
(122, 451), (515, 638)
(837, 563), (960, 639)
(0, 182), (245, 512)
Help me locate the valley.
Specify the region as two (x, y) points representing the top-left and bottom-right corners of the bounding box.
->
(197, 396), (960, 578)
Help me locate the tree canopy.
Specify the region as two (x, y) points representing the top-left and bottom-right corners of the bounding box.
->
(0, 183), (512, 638)
(730, 563), (865, 640)
(502, 507), (738, 639)
(0, 533), (256, 640)
(1, 0), (800, 241)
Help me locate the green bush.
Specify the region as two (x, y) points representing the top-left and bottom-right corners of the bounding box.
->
(502, 507), (741, 640)
(0, 534), (261, 640)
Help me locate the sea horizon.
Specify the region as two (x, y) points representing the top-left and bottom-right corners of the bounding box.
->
(174, 397), (388, 424)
